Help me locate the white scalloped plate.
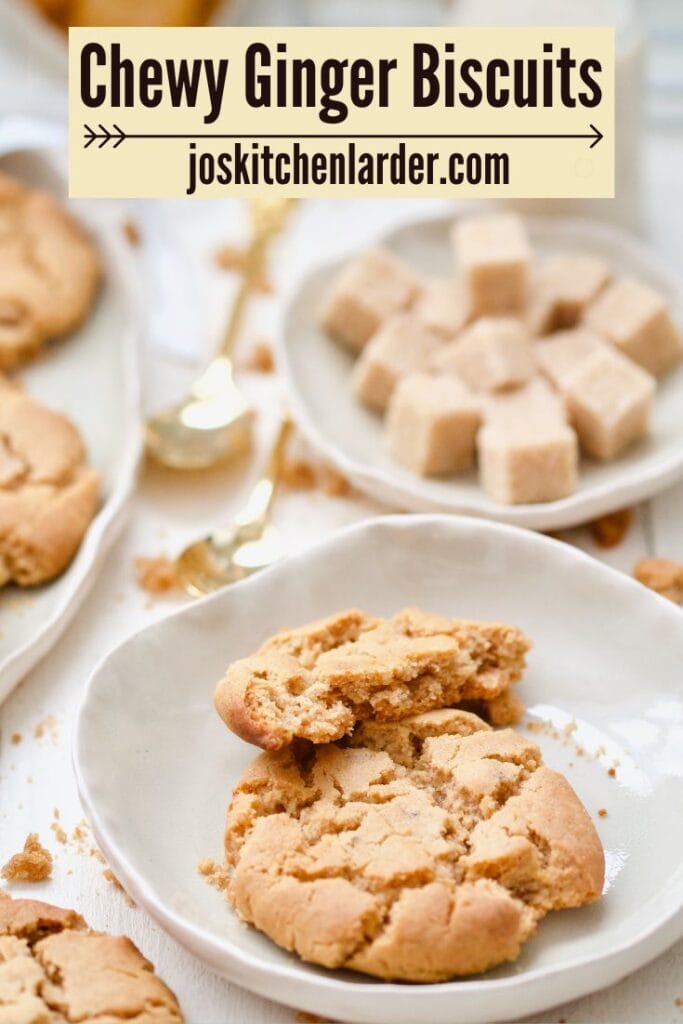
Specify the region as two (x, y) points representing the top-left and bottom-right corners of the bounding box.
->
(75, 514), (683, 1024)
(0, 149), (142, 702)
(278, 212), (683, 531)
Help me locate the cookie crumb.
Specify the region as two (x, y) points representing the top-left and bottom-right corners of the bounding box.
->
(10, 733), (21, 745)
(634, 557), (683, 604)
(102, 867), (136, 907)
(33, 716), (58, 742)
(213, 244), (272, 292)
(608, 767), (617, 778)
(674, 996), (683, 1008)
(321, 466), (351, 497)
(597, 808), (608, 818)
(239, 340), (275, 373)
(197, 858), (230, 892)
(589, 508), (633, 548)
(122, 218), (141, 246)
(134, 556), (180, 594)
(281, 458), (317, 490)
(1, 834), (52, 882)
(50, 822), (67, 845)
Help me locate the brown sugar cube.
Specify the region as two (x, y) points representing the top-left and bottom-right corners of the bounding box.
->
(483, 376), (567, 426)
(478, 378), (578, 504)
(413, 278), (470, 340)
(584, 278), (683, 377)
(433, 317), (536, 393)
(478, 421), (578, 505)
(536, 328), (607, 391)
(386, 373), (481, 476)
(527, 255), (611, 335)
(564, 347), (655, 461)
(351, 314), (442, 413)
(319, 247), (421, 353)
(452, 214), (531, 316)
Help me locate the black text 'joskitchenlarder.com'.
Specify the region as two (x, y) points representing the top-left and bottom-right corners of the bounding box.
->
(185, 140), (511, 193)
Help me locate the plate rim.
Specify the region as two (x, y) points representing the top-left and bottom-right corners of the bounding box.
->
(73, 512), (683, 1024)
(0, 150), (143, 702)
(276, 210), (683, 531)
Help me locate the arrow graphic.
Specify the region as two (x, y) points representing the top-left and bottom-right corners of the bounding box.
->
(83, 123), (126, 149)
(83, 124), (604, 150)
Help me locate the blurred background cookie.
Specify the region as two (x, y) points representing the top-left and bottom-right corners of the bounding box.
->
(0, 892), (184, 1021)
(0, 171), (101, 371)
(0, 377), (100, 587)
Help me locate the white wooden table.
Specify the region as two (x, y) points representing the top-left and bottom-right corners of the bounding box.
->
(2, 135), (683, 1022)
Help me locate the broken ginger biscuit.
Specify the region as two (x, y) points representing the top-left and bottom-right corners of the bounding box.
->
(225, 710), (603, 982)
(214, 607), (530, 750)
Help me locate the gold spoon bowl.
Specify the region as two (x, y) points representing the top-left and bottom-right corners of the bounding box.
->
(176, 414), (293, 596)
(145, 198), (297, 471)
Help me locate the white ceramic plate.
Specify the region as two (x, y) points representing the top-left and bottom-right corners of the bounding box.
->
(278, 212), (683, 531)
(0, 149), (142, 702)
(75, 514), (683, 1024)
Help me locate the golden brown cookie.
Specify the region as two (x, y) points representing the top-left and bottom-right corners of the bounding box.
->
(225, 709), (604, 982)
(0, 894), (184, 1022)
(0, 172), (101, 370)
(0, 378), (100, 587)
(214, 608), (530, 750)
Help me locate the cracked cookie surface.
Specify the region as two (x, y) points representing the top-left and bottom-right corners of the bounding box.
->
(214, 607), (530, 750)
(225, 709), (604, 982)
(0, 378), (100, 587)
(0, 172), (101, 370)
(0, 893), (184, 1022)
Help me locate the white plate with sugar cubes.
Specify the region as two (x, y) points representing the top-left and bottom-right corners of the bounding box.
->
(279, 211), (683, 530)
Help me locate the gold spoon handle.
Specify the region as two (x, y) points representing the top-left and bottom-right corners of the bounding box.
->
(233, 414), (293, 532)
(218, 235), (268, 359)
(219, 198), (297, 359)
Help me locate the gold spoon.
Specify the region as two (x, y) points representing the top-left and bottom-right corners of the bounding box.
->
(176, 413), (293, 596)
(145, 198), (297, 470)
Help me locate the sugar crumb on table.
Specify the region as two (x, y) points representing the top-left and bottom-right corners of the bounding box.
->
(634, 557), (683, 604)
(588, 507), (633, 548)
(1, 833), (52, 882)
